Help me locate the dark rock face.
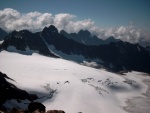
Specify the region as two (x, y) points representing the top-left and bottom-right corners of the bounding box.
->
(0, 30), (58, 57)
(60, 30), (103, 45)
(28, 102), (46, 112)
(60, 30), (120, 45)
(43, 25), (58, 34)
(104, 36), (121, 44)
(95, 42), (150, 73)
(43, 26), (150, 73)
(0, 71), (38, 106)
(42, 27), (86, 56)
(0, 28), (7, 41)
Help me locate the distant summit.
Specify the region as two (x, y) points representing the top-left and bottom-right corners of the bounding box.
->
(60, 29), (103, 45)
(104, 36), (121, 44)
(60, 30), (120, 45)
(42, 25), (58, 34)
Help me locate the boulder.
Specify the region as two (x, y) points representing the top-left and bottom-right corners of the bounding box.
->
(28, 102), (46, 113)
(46, 110), (65, 113)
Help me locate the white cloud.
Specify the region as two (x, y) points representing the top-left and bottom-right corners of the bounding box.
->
(104, 28), (115, 37)
(54, 13), (75, 30)
(0, 8), (150, 46)
(89, 25), (150, 46)
(0, 8), (54, 32)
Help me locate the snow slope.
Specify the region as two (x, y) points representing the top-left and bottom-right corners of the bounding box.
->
(0, 51), (149, 113)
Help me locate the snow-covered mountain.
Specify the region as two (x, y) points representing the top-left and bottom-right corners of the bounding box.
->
(0, 25), (150, 73)
(0, 51), (149, 113)
(0, 29), (58, 58)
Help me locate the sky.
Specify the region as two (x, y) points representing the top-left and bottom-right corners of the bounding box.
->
(0, 0), (150, 46)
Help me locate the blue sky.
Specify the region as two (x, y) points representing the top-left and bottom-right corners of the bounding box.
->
(0, 0), (150, 28)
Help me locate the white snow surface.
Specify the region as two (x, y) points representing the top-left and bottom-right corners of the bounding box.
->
(0, 51), (149, 113)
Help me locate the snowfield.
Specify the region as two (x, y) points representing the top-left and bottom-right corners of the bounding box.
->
(0, 51), (149, 113)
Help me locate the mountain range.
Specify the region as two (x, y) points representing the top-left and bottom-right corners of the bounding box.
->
(0, 25), (150, 73)
(60, 29), (120, 45)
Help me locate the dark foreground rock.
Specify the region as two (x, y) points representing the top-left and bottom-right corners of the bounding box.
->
(1, 104), (65, 113)
(46, 110), (65, 113)
(28, 102), (46, 113)
(0, 71), (38, 108)
(0, 72), (65, 113)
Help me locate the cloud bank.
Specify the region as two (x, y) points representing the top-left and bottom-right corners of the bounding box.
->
(0, 8), (150, 46)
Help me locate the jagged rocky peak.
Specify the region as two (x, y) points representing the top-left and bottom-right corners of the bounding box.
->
(19, 29), (31, 34)
(17, 30), (32, 37)
(7, 30), (18, 38)
(78, 29), (91, 36)
(60, 30), (69, 36)
(42, 25), (58, 34)
(12, 29), (30, 34)
(10, 30), (31, 37)
(104, 36), (121, 43)
(4, 30), (31, 41)
(48, 25), (58, 33)
(60, 30), (72, 39)
(61, 29), (93, 39)
(105, 36), (116, 41)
